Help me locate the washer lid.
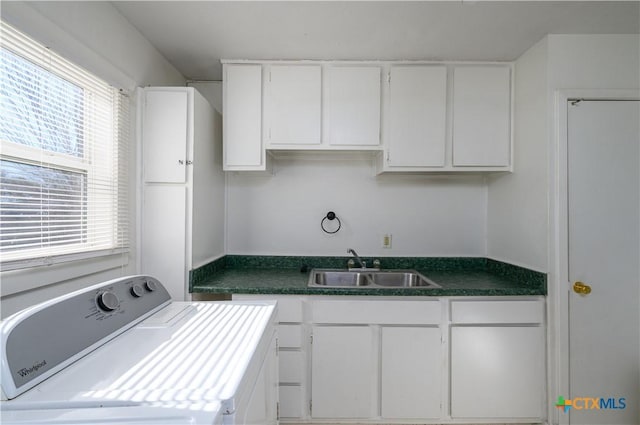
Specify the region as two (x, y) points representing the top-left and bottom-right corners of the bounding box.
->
(6, 301), (277, 414)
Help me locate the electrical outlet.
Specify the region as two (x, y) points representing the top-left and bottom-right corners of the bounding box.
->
(383, 234), (392, 249)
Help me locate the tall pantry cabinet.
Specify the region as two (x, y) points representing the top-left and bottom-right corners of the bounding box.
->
(140, 87), (224, 300)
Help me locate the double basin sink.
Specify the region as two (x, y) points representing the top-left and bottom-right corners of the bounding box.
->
(308, 269), (440, 289)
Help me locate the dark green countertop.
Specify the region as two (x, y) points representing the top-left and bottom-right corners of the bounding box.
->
(190, 256), (546, 297)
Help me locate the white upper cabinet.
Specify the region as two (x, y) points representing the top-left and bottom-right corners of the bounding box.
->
(222, 60), (512, 172)
(452, 66), (511, 167)
(387, 66), (447, 167)
(142, 90), (188, 182)
(266, 65), (321, 145)
(327, 66), (381, 146)
(223, 64), (264, 170)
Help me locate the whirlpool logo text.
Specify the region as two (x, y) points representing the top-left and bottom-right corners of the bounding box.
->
(555, 396), (626, 413)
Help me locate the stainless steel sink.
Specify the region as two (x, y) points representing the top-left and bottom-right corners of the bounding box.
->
(369, 270), (439, 288)
(308, 269), (440, 289)
(311, 270), (372, 287)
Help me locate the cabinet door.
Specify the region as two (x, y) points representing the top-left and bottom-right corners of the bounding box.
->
(451, 326), (544, 418)
(141, 185), (186, 301)
(311, 326), (375, 419)
(327, 66), (381, 146)
(452, 66), (511, 166)
(223, 64), (263, 169)
(388, 66), (447, 167)
(381, 326), (441, 419)
(267, 65), (321, 145)
(279, 385), (304, 419)
(143, 90), (188, 182)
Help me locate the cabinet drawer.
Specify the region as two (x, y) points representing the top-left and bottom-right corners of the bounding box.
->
(312, 299), (440, 324)
(451, 300), (544, 324)
(279, 324), (303, 348)
(277, 297), (304, 322)
(279, 385), (304, 418)
(279, 350), (304, 383)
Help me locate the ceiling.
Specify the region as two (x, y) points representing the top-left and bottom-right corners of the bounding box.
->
(111, 1), (640, 81)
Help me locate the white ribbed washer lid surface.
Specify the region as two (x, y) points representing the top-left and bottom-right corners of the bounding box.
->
(8, 301), (276, 411)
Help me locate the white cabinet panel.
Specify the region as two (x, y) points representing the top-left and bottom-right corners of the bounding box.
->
(223, 64), (263, 169)
(279, 385), (304, 418)
(275, 296), (304, 322)
(451, 300), (544, 324)
(451, 326), (544, 418)
(143, 90), (188, 182)
(279, 350), (303, 383)
(267, 65), (321, 145)
(388, 66), (447, 167)
(141, 185), (186, 301)
(278, 324), (302, 348)
(312, 299), (440, 324)
(328, 66), (381, 146)
(381, 326), (441, 419)
(452, 66), (511, 166)
(311, 326), (375, 418)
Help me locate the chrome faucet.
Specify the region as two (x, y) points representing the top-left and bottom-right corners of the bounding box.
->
(347, 248), (366, 269)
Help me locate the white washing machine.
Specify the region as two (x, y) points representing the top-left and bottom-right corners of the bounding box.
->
(0, 275), (278, 425)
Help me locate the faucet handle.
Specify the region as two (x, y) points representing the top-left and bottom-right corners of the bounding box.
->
(373, 259), (381, 269)
(347, 259), (355, 268)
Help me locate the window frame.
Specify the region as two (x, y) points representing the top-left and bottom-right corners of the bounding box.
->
(0, 21), (129, 272)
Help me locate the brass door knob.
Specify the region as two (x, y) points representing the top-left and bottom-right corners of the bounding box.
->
(573, 281), (592, 295)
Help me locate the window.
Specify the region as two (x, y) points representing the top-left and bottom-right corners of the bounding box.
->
(0, 21), (129, 270)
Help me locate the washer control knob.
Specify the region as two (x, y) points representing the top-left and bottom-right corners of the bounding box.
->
(130, 284), (144, 298)
(145, 280), (157, 292)
(97, 291), (120, 312)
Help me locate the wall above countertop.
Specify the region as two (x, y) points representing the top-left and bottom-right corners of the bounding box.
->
(226, 158), (488, 257)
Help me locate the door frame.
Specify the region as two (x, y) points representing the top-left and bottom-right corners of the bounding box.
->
(550, 89), (640, 425)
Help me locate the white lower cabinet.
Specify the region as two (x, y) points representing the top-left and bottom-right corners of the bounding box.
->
(449, 299), (546, 420)
(450, 326), (544, 419)
(233, 294), (545, 424)
(278, 385), (304, 419)
(381, 326), (441, 419)
(311, 325), (376, 419)
(232, 295), (306, 420)
(310, 298), (442, 421)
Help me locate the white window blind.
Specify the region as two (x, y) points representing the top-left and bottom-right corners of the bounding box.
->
(0, 21), (129, 270)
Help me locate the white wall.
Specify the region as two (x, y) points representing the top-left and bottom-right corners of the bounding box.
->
(226, 157), (487, 257)
(486, 38), (549, 272)
(547, 34), (640, 91)
(487, 34), (640, 273)
(0, 2), (186, 318)
(188, 81), (223, 115)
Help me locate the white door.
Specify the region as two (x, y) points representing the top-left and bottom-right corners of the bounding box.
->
(388, 66), (447, 167)
(567, 100), (639, 424)
(452, 66), (511, 167)
(142, 90), (188, 183)
(311, 325), (375, 419)
(327, 66), (381, 146)
(267, 65), (321, 145)
(141, 185), (187, 301)
(223, 64), (263, 169)
(451, 326), (544, 418)
(381, 326), (441, 419)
